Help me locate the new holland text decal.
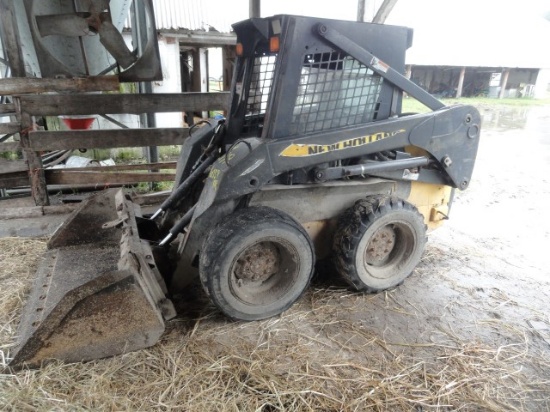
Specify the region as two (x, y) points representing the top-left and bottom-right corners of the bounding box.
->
(279, 129), (406, 157)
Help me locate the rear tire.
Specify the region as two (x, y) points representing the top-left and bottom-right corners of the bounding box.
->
(200, 206), (315, 321)
(333, 195), (427, 292)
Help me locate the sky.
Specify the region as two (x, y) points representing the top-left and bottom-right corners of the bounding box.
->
(261, 0), (550, 66)
(206, 0), (550, 74)
(260, 0), (550, 23)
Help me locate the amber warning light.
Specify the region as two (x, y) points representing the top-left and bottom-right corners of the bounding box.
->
(236, 43), (244, 56)
(269, 36), (280, 53)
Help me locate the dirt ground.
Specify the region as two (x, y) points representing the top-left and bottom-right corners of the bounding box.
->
(0, 104), (549, 411)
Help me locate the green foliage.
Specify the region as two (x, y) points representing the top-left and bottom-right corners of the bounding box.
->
(118, 82), (138, 94)
(131, 180), (174, 194)
(114, 148), (143, 162)
(45, 116), (62, 131)
(401, 98), (431, 114)
(158, 145), (182, 160)
(0, 151), (19, 160)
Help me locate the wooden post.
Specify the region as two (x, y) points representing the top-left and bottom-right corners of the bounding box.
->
(499, 68), (510, 99)
(133, 0), (158, 166)
(222, 46), (235, 92)
(424, 69), (433, 92)
(0, 0), (27, 77)
(373, 0), (399, 24)
(357, 0), (366, 22)
(405, 65), (412, 79)
(15, 100), (49, 206)
(181, 51), (191, 92)
(456, 67), (466, 98)
(200, 49), (209, 118)
(191, 49), (202, 94)
(249, 0), (260, 18)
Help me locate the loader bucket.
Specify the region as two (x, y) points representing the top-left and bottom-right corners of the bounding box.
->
(10, 189), (176, 368)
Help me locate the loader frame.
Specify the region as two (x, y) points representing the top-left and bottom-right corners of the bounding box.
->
(11, 14), (481, 368)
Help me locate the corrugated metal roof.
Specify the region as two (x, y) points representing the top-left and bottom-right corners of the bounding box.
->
(152, 0), (248, 33)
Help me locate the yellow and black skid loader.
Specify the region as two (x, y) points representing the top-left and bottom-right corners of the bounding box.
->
(11, 14), (480, 367)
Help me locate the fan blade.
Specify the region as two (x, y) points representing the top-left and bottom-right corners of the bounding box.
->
(36, 13), (91, 37)
(98, 21), (137, 69)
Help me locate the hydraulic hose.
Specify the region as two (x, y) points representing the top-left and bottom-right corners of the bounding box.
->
(149, 154), (217, 220)
(158, 205), (197, 247)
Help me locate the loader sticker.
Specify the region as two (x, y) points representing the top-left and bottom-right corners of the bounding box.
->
(279, 129), (406, 157)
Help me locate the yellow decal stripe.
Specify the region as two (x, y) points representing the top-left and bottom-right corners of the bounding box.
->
(280, 129), (406, 158)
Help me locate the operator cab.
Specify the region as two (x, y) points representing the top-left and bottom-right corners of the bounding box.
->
(226, 15), (412, 143)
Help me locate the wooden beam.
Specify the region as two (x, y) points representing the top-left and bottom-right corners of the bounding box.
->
(0, 122), (20, 134)
(0, 103), (16, 115)
(19, 111), (49, 205)
(0, 0), (26, 77)
(0, 204), (77, 220)
(0, 159), (27, 173)
(0, 171), (29, 189)
(0, 141), (21, 152)
(45, 170), (176, 185)
(0, 76), (120, 96)
(0, 206), (43, 219)
(19, 92), (230, 116)
(164, 30), (236, 47)
(59, 162), (177, 173)
(28, 128), (190, 151)
(372, 0), (399, 24)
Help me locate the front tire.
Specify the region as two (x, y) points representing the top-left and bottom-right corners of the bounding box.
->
(200, 206), (315, 321)
(333, 195), (427, 292)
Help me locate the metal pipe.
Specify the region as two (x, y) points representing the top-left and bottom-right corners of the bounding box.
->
(343, 157), (430, 177)
(149, 153), (217, 220)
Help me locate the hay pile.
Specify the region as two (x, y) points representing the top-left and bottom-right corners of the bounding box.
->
(1, 238), (549, 411)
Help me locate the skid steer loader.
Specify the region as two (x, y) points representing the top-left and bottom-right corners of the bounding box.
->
(10, 15), (480, 368)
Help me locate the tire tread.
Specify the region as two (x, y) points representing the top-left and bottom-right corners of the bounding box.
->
(333, 195), (427, 292)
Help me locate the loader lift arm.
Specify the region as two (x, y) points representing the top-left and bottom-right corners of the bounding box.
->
(315, 22), (445, 112)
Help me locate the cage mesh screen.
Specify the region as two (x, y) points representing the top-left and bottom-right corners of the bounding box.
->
(242, 54), (277, 135)
(290, 52), (383, 135)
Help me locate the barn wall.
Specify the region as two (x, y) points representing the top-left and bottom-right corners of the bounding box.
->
(534, 68), (550, 99)
(410, 66), (543, 98)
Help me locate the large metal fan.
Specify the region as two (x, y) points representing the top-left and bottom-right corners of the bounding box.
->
(35, 0), (136, 69)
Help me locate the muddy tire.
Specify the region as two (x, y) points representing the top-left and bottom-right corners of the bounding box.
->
(199, 206), (315, 321)
(333, 195), (427, 292)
